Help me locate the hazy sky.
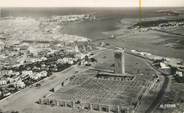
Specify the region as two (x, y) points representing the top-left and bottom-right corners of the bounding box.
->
(0, 0), (183, 7)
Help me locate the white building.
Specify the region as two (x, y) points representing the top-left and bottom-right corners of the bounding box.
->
(0, 80), (7, 85)
(15, 80), (25, 88)
(0, 70), (13, 76)
(75, 53), (85, 59)
(176, 71), (183, 77)
(160, 62), (170, 69)
(30, 74), (39, 80)
(7, 77), (15, 83)
(29, 71), (47, 80)
(22, 71), (33, 78)
(57, 58), (75, 65)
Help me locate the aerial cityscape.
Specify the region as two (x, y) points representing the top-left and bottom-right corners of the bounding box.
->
(0, 5), (184, 113)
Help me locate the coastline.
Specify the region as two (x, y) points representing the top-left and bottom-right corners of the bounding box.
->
(61, 17), (184, 60)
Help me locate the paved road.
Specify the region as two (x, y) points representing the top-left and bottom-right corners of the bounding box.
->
(152, 29), (184, 37)
(127, 53), (170, 113)
(142, 60), (171, 113)
(145, 76), (169, 113)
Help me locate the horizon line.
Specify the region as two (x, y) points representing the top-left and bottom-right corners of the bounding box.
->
(0, 6), (184, 8)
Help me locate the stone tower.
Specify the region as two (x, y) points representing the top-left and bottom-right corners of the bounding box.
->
(114, 48), (125, 74)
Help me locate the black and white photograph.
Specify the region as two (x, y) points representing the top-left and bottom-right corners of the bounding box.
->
(0, 0), (184, 113)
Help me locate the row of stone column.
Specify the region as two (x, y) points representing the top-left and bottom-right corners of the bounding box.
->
(82, 103), (129, 113)
(97, 75), (134, 81)
(38, 98), (130, 113)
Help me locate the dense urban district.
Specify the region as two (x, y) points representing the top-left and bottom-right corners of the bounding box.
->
(0, 11), (184, 113)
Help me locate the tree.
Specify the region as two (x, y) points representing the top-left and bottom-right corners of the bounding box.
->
(90, 58), (97, 62)
(84, 55), (89, 61)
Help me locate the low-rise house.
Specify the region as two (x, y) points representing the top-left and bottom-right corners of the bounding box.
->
(0, 80), (7, 85)
(15, 80), (25, 88)
(30, 74), (39, 81)
(176, 71), (183, 77)
(29, 71), (47, 80)
(14, 71), (20, 76)
(160, 62), (170, 69)
(30, 58), (42, 63)
(7, 77), (15, 83)
(56, 59), (64, 64)
(39, 71), (48, 77)
(160, 62), (172, 75)
(41, 57), (47, 61)
(75, 53), (86, 59)
(57, 58), (75, 65)
(3, 92), (11, 97)
(0, 70), (14, 76)
(63, 58), (74, 64)
(0, 54), (6, 59)
(22, 70), (33, 77)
